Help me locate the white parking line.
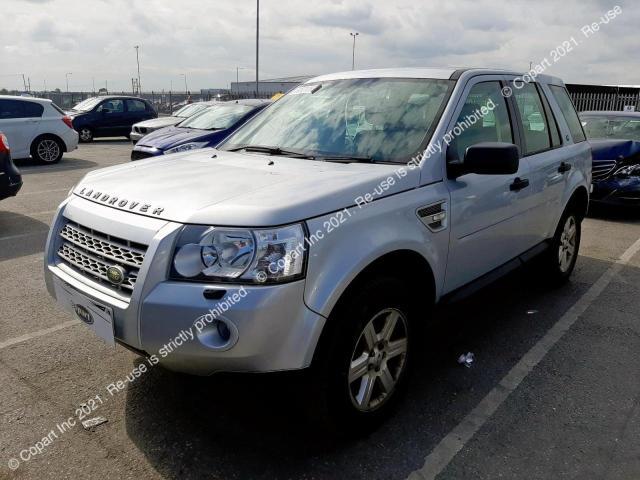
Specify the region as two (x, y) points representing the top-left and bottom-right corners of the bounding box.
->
(408, 236), (640, 480)
(0, 320), (79, 351)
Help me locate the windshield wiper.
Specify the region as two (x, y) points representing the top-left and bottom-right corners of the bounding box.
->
(319, 154), (374, 163)
(227, 145), (316, 159)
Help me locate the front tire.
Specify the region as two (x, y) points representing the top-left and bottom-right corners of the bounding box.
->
(314, 276), (414, 434)
(78, 127), (93, 142)
(31, 136), (63, 164)
(541, 207), (581, 283)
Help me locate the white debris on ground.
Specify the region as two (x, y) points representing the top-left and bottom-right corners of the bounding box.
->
(81, 417), (108, 431)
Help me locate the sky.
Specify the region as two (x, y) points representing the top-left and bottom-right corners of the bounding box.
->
(1, 0), (637, 92)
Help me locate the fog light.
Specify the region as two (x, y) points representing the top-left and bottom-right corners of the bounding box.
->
(216, 320), (231, 342)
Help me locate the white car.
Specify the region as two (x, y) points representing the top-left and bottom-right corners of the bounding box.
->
(0, 96), (79, 164)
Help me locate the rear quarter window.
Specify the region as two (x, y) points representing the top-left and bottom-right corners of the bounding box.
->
(22, 101), (44, 118)
(549, 86), (586, 143)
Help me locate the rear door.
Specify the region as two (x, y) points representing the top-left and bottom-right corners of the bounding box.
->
(443, 76), (532, 292)
(506, 79), (567, 245)
(125, 99), (149, 131)
(0, 99), (42, 158)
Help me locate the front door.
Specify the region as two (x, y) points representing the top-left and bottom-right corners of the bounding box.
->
(443, 77), (532, 293)
(96, 99), (126, 136)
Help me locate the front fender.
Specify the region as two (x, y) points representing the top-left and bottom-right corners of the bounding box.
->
(303, 182), (450, 318)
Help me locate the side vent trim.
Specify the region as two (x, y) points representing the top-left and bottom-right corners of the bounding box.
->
(416, 201), (448, 232)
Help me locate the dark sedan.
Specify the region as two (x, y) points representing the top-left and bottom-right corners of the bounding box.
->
(130, 99), (270, 160)
(0, 132), (23, 201)
(67, 96), (157, 142)
(581, 111), (640, 206)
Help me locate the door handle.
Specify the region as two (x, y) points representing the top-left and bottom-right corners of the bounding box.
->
(510, 177), (530, 191)
(558, 162), (572, 173)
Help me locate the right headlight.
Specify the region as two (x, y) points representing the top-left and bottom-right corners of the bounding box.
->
(615, 164), (640, 178)
(170, 223), (307, 284)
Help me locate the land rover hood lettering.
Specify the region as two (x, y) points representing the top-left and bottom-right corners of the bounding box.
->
(77, 187), (165, 216)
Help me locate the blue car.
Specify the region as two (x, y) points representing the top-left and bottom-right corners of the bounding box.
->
(68, 96), (157, 142)
(581, 111), (640, 206)
(130, 99), (270, 160)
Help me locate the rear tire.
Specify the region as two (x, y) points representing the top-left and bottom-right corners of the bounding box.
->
(311, 276), (414, 435)
(540, 207), (581, 283)
(78, 127), (93, 142)
(31, 136), (63, 164)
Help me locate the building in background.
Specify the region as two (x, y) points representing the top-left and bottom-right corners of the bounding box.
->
(230, 75), (312, 97)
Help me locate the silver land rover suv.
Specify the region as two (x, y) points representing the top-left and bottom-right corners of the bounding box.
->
(45, 68), (590, 429)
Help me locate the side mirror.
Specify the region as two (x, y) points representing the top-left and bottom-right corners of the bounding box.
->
(101, 109), (111, 115)
(449, 142), (520, 177)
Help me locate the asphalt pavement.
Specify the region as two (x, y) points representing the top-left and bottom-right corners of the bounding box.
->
(0, 140), (639, 480)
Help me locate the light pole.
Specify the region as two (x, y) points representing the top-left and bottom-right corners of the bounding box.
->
(181, 73), (188, 93)
(256, 0), (259, 95)
(350, 32), (359, 70)
(65, 73), (72, 93)
(134, 45), (142, 93)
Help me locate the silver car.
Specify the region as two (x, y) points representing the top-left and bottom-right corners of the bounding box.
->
(45, 68), (590, 431)
(129, 102), (215, 144)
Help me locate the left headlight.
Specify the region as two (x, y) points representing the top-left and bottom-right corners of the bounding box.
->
(171, 223), (307, 284)
(165, 142), (208, 154)
(615, 164), (640, 177)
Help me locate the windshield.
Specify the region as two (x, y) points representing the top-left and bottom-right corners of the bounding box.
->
(220, 78), (452, 163)
(71, 97), (103, 112)
(582, 115), (640, 141)
(175, 103), (209, 118)
(178, 104), (253, 130)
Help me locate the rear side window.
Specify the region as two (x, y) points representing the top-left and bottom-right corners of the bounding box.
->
(511, 82), (551, 155)
(0, 100), (25, 119)
(126, 99), (147, 112)
(22, 101), (44, 118)
(549, 86), (586, 143)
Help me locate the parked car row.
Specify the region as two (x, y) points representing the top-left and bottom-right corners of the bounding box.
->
(130, 99), (270, 160)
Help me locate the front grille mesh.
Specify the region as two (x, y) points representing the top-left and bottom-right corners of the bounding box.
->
(592, 160), (617, 180)
(56, 221), (147, 296)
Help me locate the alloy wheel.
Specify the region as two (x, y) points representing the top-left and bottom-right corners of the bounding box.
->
(80, 129), (92, 141)
(37, 139), (60, 163)
(348, 308), (408, 412)
(558, 215), (577, 273)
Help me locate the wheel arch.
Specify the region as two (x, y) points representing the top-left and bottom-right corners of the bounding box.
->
(30, 133), (67, 153)
(310, 249), (436, 367)
(566, 185), (589, 220)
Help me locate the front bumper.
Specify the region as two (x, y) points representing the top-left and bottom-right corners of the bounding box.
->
(0, 152), (23, 200)
(591, 177), (640, 206)
(0, 174), (22, 200)
(129, 131), (146, 144)
(44, 196), (326, 375)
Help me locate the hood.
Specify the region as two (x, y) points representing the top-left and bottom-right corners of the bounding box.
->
(134, 116), (182, 130)
(71, 149), (419, 226)
(136, 125), (220, 150)
(589, 139), (640, 163)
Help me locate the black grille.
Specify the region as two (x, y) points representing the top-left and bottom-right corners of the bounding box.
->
(130, 151), (154, 161)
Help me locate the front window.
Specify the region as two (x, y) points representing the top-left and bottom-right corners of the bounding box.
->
(220, 78), (453, 163)
(178, 104), (253, 130)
